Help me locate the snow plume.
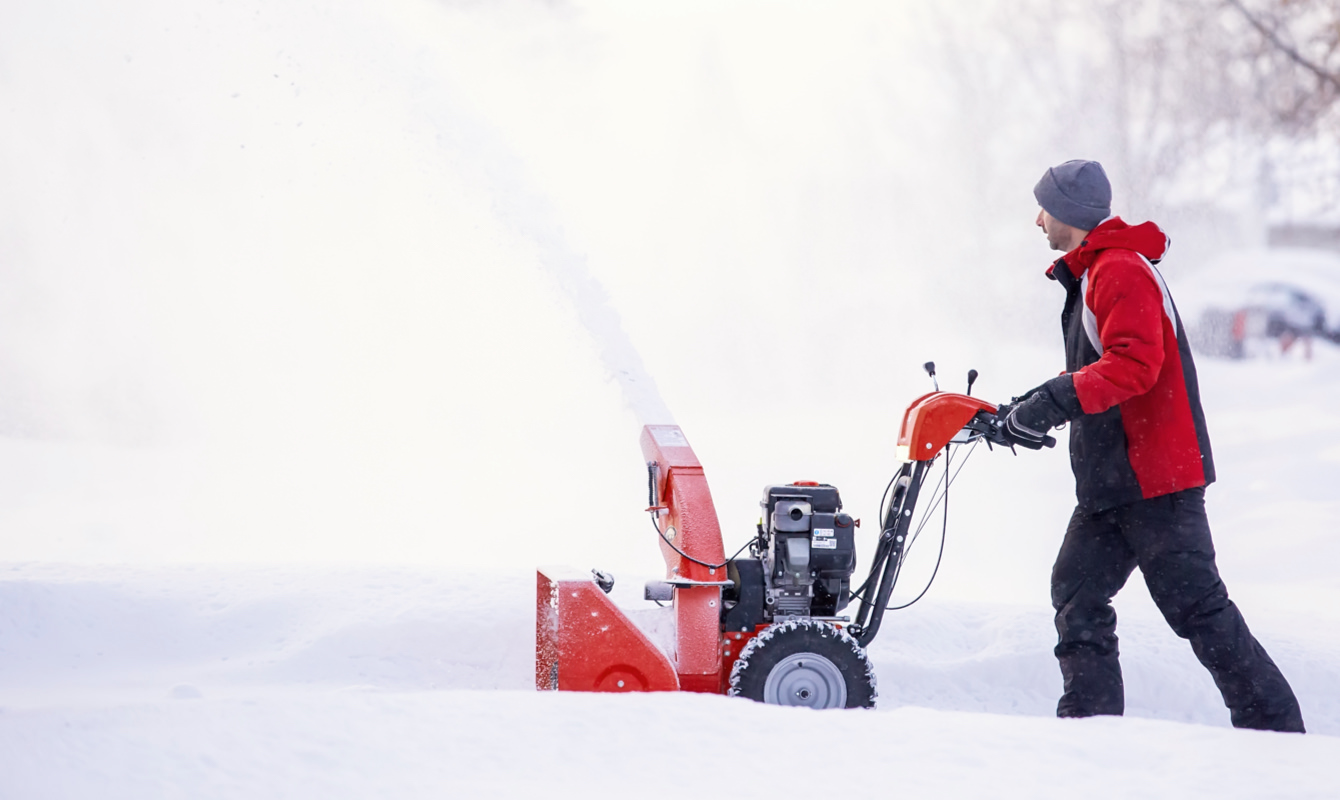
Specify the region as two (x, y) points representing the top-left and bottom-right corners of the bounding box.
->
(526, 228), (676, 427)
(419, 86), (675, 427)
(489, 174), (675, 426)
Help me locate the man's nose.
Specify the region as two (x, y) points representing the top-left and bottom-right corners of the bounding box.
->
(1035, 209), (1045, 228)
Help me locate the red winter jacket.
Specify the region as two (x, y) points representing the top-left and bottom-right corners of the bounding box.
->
(1045, 217), (1215, 512)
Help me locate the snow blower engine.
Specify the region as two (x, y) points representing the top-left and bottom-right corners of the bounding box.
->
(536, 364), (1051, 709)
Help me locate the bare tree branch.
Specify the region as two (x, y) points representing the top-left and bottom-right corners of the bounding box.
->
(1223, 0), (1340, 92)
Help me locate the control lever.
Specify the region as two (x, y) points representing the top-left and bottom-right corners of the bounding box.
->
(591, 569), (615, 594)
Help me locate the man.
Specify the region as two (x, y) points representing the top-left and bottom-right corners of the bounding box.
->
(998, 159), (1305, 732)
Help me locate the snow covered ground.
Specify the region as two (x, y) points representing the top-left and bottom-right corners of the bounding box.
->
(2, 512), (1339, 800)
(4, 0), (1340, 797)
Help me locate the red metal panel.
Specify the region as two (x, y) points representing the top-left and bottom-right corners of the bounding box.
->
(640, 425), (727, 692)
(534, 425), (733, 696)
(536, 568), (679, 693)
(897, 392), (997, 461)
(898, 391), (937, 440)
(717, 627), (764, 693)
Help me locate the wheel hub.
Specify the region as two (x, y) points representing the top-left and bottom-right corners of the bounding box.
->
(762, 652), (848, 709)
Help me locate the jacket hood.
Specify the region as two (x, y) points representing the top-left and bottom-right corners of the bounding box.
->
(1047, 217), (1169, 280)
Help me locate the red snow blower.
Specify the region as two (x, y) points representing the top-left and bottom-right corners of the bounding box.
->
(535, 364), (1052, 708)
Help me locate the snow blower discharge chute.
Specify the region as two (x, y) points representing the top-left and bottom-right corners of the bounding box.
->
(536, 366), (1052, 708)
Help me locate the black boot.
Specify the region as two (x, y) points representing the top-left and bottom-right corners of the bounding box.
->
(1056, 643), (1125, 717)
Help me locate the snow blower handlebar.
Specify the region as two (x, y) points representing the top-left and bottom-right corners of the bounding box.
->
(847, 392), (1052, 646)
(847, 457), (929, 647)
(895, 390), (1056, 458)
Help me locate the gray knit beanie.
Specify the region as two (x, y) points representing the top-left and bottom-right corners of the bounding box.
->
(1033, 160), (1111, 231)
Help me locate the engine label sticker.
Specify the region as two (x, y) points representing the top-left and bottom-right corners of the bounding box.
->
(813, 528), (836, 549)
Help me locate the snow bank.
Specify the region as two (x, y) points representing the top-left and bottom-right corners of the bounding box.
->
(1, 563), (1338, 799)
(5, 691), (1338, 800)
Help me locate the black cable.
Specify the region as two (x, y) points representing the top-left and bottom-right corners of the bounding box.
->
(885, 463), (950, 611)
(851, 447), (953, 604)
(648, 513), (753, 570)
(884, 440), (977, 611)
(905, 440), (976, 552)
(876, 470), (899, 535)
(903, 446), (953, 555)
(849, 467), (911, 603)
(647, 460), (750, 571)
(847, 540), (885, 603)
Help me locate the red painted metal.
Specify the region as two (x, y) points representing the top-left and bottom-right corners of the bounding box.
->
(717, 625), (766, 693)
(898, 392), (998, 461)
(535, 567), (679, 693)
(534, 424), (729, 696)
(639, 424), (728, 693)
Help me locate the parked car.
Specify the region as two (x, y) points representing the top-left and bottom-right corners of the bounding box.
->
(1182, 248), (1340, 361)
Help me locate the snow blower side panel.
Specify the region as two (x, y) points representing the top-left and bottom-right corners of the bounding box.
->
(536, 568), (679, 693)
(641, 425), (728, 694)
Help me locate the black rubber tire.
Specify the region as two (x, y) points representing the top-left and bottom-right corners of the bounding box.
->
(728, 619), (876, 709)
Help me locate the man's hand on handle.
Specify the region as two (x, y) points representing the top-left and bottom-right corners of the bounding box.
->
(996, 376), (1076, 450)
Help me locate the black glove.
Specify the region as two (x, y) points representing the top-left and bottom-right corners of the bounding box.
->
(998, 375), (1081, 450)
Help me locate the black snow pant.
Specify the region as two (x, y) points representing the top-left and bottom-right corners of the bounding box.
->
(1050, 487), (1305, 732)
